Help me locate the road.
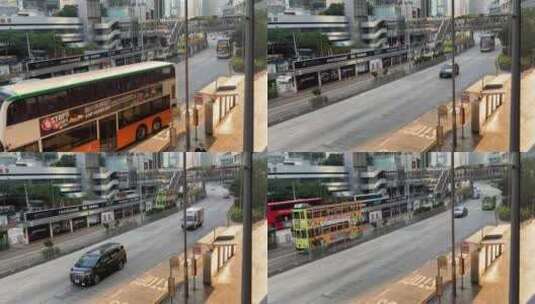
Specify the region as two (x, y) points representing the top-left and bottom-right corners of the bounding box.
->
(0, 183), (233, 304)
(268, 182), (501, 304)
(268, 46), (501, 151)
(172, 37), (234, 104)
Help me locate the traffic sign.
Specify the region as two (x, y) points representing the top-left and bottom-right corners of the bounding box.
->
(438, 255), (448, 269)
(169, 256), (180, 268)
(168, 277), (176, 296)
(461, 93), (470, 104)
(461, 241), (470, 254)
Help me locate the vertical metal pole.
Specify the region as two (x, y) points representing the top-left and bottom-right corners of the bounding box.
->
(450, 151), (457, 297)
(182, 152), (189, 300)
(450, 0), (457, 297)
(241, 0), (255, 303)
(185, 0), (191, 151)
(451, 0), (457, 150)
(509, 0), (521, 298)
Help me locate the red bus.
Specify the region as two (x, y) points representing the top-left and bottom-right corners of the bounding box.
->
(267, 198), (323, 230)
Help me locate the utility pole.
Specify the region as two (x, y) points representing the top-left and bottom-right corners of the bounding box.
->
(26, 33), (32, 60)
(450, 0), (458, 297)
(450, 151), (457, 297)
(241, 0), (255, 303)
(182, 152), (189, 300)
(509, 0), (521, 299)
(184, 0), (191, 151)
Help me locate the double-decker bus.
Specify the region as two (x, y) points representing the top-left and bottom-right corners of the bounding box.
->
(0, 61), (176, 152)
(480, 34), (496, 52)
(154, 188), (178, 210)
(216, 39), (232, 59)
(267, 198), (323, 230)
(292, 201), (364, 251)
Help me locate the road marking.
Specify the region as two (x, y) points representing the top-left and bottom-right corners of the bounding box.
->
(131, 275), (168, 292)
(400, 272), (435, 290)
(401, 125), (435, 140)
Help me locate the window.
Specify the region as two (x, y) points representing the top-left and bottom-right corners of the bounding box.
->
(42, 121), (97, 151)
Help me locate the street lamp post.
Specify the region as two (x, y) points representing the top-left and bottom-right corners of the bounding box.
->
(184, 0), (191, 151)
(450, 0), (458, 297)
(182, 152), (189, 300)
(509, 0), (521, 299)
(241, 0), (255, 303)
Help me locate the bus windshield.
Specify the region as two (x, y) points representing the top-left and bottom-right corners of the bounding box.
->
(217, 39), (232, 59)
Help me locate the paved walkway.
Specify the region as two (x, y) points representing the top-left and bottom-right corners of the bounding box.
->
(166, 72), (267, 152)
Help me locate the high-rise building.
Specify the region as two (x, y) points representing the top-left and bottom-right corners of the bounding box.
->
(345, 0), (368, 45)
(154, 0), (164, 19)
(77, 0), (101, 40)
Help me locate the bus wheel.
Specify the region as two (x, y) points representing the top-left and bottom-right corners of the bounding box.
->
(152, 118), (162, 133)
(136, 125), (148, 141)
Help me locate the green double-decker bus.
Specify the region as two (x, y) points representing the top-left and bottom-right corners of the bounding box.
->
(154, 188), (178, 210)
(482, 196), (497, 210)
(292, 201), (364, 251)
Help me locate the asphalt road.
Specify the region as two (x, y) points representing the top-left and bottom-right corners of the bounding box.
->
(0, 183), (233, 304)
(268, 46), (501, 151)
(172, 36), (234, 104)
(268, 182), (502, 304)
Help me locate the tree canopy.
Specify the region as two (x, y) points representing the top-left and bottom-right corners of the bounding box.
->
(54, 5), (77, 17)
(320, 3), (345, 16)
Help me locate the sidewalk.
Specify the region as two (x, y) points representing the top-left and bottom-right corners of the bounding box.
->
(170, 72), (267, 152)
(207, 72), (267, 152)
(473, 69), (535, 152)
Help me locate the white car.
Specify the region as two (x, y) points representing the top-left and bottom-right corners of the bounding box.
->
(454, 205), (468, 218)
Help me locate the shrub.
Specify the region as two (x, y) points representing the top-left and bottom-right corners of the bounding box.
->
(497, 53), (512, 71)
(43, 239), (54, 248)
(312, 87), (321, 96)
(268, 85), (278, 99)
(309, 95), (328, 108)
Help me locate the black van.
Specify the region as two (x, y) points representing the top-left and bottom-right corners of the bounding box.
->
(70, 243), (127, 287)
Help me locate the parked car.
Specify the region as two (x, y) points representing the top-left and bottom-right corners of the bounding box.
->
(439, 63), (460, 78)
(70, 243), (127, 287)
(454, 205), (468, 218)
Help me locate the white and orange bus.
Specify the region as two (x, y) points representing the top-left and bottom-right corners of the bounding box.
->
(0, 61), (176, 152)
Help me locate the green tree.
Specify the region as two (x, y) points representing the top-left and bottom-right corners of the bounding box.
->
(320, 3), (344, 16)
(321, 153), (344, 166)
(498, 8), (535, 68)
(228, 156), (267, 223)
(0, 31), (66, 59)
(51, 154), (77, 167)
(267, 179), (331, 202)
(55, 5), (78, 17)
